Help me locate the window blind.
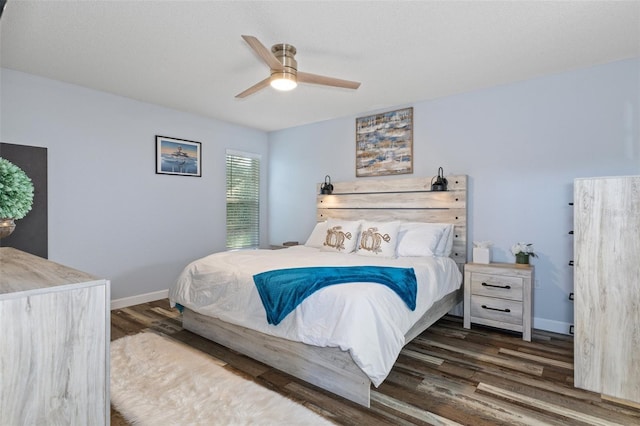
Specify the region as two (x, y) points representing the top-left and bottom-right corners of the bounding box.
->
(226, 152), (260, 249)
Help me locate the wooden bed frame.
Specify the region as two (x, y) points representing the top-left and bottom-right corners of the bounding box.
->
(182, 175), (468, 407)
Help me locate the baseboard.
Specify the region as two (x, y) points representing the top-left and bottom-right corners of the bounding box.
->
(111, 289), (168, 310)
(533, 317), (573, 335)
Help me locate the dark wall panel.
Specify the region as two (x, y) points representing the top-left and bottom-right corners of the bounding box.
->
(0, 143), (48, 258)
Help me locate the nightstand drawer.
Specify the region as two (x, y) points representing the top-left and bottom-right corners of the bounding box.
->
(470, 295), (523, 326)
(470, 273), (523, 301)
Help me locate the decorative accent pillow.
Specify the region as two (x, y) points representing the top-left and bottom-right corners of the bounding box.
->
(321, 220), (361, 253)
(304, 221), (328, 248)
(396, 222), (451, 257)
(356, 221), (400, 258)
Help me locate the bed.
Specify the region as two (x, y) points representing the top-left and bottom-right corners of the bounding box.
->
(169, 175), (468, 407)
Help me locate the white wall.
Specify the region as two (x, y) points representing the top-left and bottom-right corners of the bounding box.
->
(268, 58), (640, 333)
(1, 69), (269, 301)
(3, 58), (638, 329)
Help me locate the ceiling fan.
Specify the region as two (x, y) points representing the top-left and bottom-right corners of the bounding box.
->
(236, 35), (361, 98)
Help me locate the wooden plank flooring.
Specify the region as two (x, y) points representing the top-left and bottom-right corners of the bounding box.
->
(111, 300), (640, 425)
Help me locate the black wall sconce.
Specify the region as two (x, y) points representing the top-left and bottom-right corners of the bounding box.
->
(431, 167), (448, 191)
(320, 175), (333, 194)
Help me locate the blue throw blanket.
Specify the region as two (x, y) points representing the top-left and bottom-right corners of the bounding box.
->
(253, 266), (417, 325)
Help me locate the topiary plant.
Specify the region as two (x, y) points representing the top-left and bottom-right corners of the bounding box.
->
(0, 157), (34, 219)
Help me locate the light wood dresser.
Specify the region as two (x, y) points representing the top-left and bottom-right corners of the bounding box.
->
(463, 262), (533, 341)
(574, 176), (640, 405)
(0, 247), (110, 425)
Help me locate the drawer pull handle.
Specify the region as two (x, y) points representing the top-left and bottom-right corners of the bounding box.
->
(481, 305), (511, 313)
(481, 282), (511, 290)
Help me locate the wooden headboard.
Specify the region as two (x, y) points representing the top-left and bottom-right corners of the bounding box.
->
(316, 175), (468, 271)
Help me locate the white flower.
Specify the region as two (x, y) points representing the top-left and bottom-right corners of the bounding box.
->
(511, 242), (537, 257)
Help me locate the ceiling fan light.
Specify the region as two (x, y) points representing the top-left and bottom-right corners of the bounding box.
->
(270, 72), (297, 91)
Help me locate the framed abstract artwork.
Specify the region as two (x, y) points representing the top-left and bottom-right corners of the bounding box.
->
(155, 135), (202, 177)
(355, 107), (413, 177)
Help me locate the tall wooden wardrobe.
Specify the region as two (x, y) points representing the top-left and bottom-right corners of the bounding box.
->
(574, 175), (640, 405)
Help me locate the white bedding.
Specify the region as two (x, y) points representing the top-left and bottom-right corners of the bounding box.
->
(168, 245), (462, 386)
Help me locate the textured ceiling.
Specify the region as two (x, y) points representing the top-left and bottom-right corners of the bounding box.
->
(1, 1), (639, 132)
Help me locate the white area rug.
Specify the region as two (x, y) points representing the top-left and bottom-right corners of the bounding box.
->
(111, 332), (333, 425)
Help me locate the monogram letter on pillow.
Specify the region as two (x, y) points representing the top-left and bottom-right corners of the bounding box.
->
(321, 220), (361, 253)
(356, 221), (400, 258)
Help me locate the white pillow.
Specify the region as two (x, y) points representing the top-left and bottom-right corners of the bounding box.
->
(356, 221), (401, 258)
(304, 221), (328, 248)
(434, 223), (454, 257)
(321, 220), (361, 253)
(396, 222), (443, 257)
(396, 222), (453, 257)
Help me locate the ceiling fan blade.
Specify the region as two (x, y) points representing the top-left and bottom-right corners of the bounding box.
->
(297, 71), (361, 90)
(235, 77), (271, 98)
(241, 35), (283, 71)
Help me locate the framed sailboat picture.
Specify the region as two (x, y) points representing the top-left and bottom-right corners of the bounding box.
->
(155, 135), (202, 177)
(355, 107), (413, 177)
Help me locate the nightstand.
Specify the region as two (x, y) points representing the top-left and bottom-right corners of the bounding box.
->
(463, 262), (534, 341)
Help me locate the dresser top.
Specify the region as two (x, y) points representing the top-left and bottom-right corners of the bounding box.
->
(0, 247), (101, 296)
(466, 262), (533, 270)
(465, 262), (534, 277)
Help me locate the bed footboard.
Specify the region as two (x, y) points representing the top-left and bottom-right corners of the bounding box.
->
(183, 308), (372, 407)
(182, 287), (462, 407)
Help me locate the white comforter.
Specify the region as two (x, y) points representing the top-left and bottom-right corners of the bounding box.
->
(168, 245), (462, 386)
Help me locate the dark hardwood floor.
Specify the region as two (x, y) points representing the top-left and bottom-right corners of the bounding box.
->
(111, 300), (640, 425)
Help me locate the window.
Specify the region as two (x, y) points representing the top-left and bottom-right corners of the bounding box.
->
(226, 150), (260, 249)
